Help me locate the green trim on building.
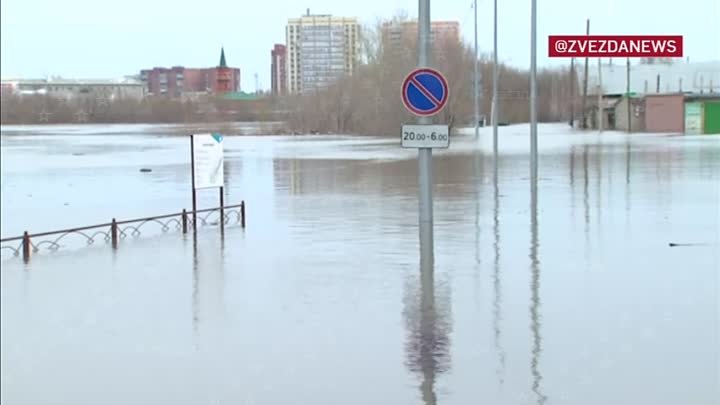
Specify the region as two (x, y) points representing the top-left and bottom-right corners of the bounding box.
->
(221, 91), (261, 101)
(703, 101), (720, 134)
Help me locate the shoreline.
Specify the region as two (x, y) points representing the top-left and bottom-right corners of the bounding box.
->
(0, 121), (292, 136)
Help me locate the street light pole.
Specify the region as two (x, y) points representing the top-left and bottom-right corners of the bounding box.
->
(598, 58), (603, 132)
(473, 0), (480, 139)
(492, 0), (499, 156)
(530, 0), (538, 181)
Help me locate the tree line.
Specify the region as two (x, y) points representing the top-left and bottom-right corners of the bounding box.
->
(1, 15), (580, 135)
(284, 15), (578, 135)
(0, 93), (284, 127)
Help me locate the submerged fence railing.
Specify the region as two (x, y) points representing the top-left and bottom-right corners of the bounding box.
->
(0, 201), (245, 262)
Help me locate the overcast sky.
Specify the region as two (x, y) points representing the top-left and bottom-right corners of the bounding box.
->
(1, 0), (718, 90)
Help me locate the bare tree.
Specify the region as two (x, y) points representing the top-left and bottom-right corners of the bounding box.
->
(282, 12), (577, 136)
(1, 13), (575, 130)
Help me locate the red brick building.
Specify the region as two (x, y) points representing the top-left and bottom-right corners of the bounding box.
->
(140, 48), (240, 97)
(214, 48), (234, 93)
(271, 44), (287, 96)
(0, 81), (16, 97)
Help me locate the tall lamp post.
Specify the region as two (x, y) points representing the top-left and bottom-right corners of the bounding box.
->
(492, 0), (499, 156)
(530, 0), (538, 180)
(473, 0), (481, 139)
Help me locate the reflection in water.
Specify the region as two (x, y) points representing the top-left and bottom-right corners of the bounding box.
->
(596, 144), (603, 238)
(625, 141), (631, 185)
(530, 175), (547, 404)
(272, 154), (480, 198)
(191, 230), (226, 352)
(492, 159), (506, 385)
(570, 146), (576, 224)
(570, 146), (576, 188)
(583, 145), (590, 247)
(625, 140), (632, 227)
(404, 221), (452, 405)
(223, 159), (232, 185)
(474, 153), (482, 270)
(192, 231), (199, 350)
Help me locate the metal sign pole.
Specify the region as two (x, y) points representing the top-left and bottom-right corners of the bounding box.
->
(401, 2), (447, 262)
(190, 135), (198, 229)
(418, 0), (433, 258)
(219, 186), (224, 232)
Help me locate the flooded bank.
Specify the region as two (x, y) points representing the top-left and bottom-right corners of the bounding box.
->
(1, 124), (719, 404)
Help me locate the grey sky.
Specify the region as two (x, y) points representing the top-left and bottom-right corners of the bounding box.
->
(1, 0), (718, 91)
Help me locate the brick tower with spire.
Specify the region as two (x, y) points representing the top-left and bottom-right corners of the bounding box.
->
(214, 47), (233, 94)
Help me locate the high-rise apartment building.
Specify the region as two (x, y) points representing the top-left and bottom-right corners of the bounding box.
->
(381, 20), (460, 54)
(286, 10), (360, 94)
(271, 44), (287, 96)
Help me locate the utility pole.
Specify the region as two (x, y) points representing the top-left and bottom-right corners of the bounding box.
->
(570, 58), (575, 127)
(473, 0), (480, 139)
(530, 0), (537, 180)
(581, 19), (590, 130)
(492, 0), (499, 155)
(597, 58), (603, 132)
(626, 57), (631, 134)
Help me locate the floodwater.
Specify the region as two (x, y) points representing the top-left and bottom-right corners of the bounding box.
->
(1, 123), (719, 405)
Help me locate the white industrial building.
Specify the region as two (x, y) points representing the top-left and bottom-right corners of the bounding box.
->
(582, 60), (720, 96)
(0, 77), (146, 101)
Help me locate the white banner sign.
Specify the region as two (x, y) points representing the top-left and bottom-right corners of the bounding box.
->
(192, 133), (224, 189)
(401, 124), (450, 148)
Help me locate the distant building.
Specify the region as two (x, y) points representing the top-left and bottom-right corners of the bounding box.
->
(586, 89), (720, 134)
(286, 10), (360, 94)
(140, 48), (240, 97)
(381, 20), (460, 55)
(214, 48), (235, 94)
(685, 95), (720, 134)
(583, 60), (720, 96)
(643, 93), (686, 133)
(0, 81), (17, 97)
(639, 57), (675, 65)
(0, 77), (146, 100)
(140, 66), (184, 97)
(271, 44), (287, 96)
(613, 95), (646, 132)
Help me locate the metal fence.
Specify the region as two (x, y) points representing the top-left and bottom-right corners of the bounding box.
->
(0, 201), (245, 262)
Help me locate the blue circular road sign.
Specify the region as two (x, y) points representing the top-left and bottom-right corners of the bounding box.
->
(401, 68), (449, 117)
